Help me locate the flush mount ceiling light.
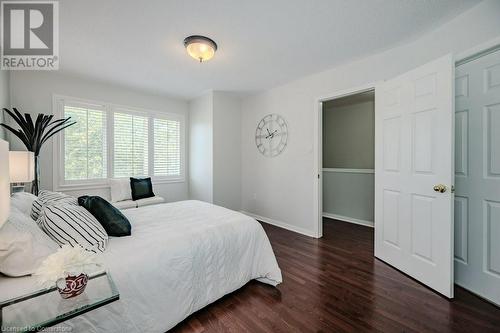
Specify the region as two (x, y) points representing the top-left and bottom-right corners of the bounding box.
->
(184, 35), (217, 62)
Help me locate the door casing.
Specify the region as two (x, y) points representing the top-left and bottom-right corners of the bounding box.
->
(314, 83), (378, 238)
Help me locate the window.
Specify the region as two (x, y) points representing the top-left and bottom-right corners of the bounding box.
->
(54, 95), (185, 190)
(154, 118), (181, 176)
(113, 112), (149, 178)
(63, 103), (107, 181)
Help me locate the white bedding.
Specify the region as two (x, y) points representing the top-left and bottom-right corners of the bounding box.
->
(0, 200), (282, 332)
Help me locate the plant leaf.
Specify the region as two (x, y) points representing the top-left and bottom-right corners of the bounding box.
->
(40, 117), (72, 143)
(11, 108), (32, 138)
(0, 123), (32, 150)
(40, 121), (76, 148)
(2, 108), (29, 137)
(32, 114), (46, 153)
(25, 113), (35, 135)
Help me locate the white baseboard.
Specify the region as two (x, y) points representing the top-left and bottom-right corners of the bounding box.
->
(323, 212), (374, 228)
(240, 210), (317, 238)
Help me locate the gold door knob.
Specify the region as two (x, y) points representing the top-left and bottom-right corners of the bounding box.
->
(433, 184), (447, 193)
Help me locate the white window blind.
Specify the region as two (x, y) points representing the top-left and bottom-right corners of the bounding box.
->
(113, 112), (149, 178)
(154, 118), (181, 176)
(55, 95), (185, 189)
(63, 104), (107, 180)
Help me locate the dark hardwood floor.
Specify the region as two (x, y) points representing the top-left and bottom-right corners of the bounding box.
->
(171, 219), (500, 333)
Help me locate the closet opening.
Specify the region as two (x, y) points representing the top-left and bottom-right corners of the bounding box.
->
(321, 90), (375, 232)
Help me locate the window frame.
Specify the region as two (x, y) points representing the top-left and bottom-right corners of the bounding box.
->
(53, 94), (186, 191)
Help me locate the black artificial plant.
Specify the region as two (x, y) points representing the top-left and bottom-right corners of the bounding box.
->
(1, 108), (76, 195)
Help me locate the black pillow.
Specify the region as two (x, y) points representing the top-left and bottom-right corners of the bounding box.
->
(78, 196), (131, 237)
(130, 177), (155, 201)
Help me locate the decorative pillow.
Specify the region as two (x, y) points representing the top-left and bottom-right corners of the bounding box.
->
(109, 178), (132, 202)
(37, 203), (108, 253)
(0, 210), (59, 277)
(78, 196), (132, 237)
(31, 190), (78, 221)
(130, 177), (155, 201)
(10, 192), (38, 216)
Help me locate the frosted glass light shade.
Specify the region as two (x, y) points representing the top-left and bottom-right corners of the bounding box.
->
(184, 35), (217, 62)
(0, 139), (10, 227)
(9, 151), (35, 183)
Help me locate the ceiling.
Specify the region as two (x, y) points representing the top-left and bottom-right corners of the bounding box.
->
(59, 0), (481, 99)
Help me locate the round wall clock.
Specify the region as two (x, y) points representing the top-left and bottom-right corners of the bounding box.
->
(255, 114), (288, 157)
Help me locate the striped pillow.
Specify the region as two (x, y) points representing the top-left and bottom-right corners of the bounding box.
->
(37, 203), (108, 253)
(31, 190), (78, 221)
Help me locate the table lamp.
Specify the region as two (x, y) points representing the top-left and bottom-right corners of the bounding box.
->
(0, 139), (9, 228)
(9, 151), (35, 193)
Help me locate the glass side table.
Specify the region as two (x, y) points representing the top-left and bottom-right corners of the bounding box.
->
(0, 272), (119, 333)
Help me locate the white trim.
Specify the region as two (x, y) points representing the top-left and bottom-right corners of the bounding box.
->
(322, 168), (374, 174)
(454, 36), (500, 65)
(240, 211), (317, 238)
(54, 178), (185, 192)
(313, 82), (379, 239)
(323, 212), (374, 228)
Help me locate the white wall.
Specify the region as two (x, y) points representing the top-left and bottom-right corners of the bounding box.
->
(188, 91), (242, 210)
(323, 171), (374, 226)
(0, 71), (9, 140)
(241, 0), (500, 236)
(189, 91), (213, 203)
(8, 71), (189, 202)
(323, 100), (374, 168)
(213, 92), (241, 211)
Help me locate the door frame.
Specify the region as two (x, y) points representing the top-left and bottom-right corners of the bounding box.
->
(313, 82), (379, 238)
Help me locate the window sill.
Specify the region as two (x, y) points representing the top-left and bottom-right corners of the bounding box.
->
(54, 178), (186, 192)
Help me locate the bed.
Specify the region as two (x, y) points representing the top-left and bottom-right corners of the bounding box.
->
(0, 200), (282, 332)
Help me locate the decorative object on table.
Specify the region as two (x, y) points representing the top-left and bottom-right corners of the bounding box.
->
(78, 195), (132, 237)
(8, 151), (35, 193)
(255, 114), (288, 157)
(57, 273), (90, 299)
(0, 108), (76, 195)
(130, 177), (155, 201)
(0, 139), (9, 228)
(34, 245), (103, 299)
(0, 272), (119, 332)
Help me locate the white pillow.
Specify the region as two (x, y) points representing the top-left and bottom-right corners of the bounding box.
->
(37, 203), (108, 253)
(10, 192), (38, 216)
(109, 178), (132, 202)
(31, 190), (78, 221)
(0, 210), (59, 277)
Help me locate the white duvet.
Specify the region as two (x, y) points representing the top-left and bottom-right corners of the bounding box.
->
(0, 200), (282, 332)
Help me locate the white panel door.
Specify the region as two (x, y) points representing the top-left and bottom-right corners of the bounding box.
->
(375, 54), (454, 297)
(455, 49), (500, 306)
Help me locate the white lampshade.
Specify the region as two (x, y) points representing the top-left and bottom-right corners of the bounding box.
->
(0, 139), (10, 228)
(9, 151), (35, 183)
